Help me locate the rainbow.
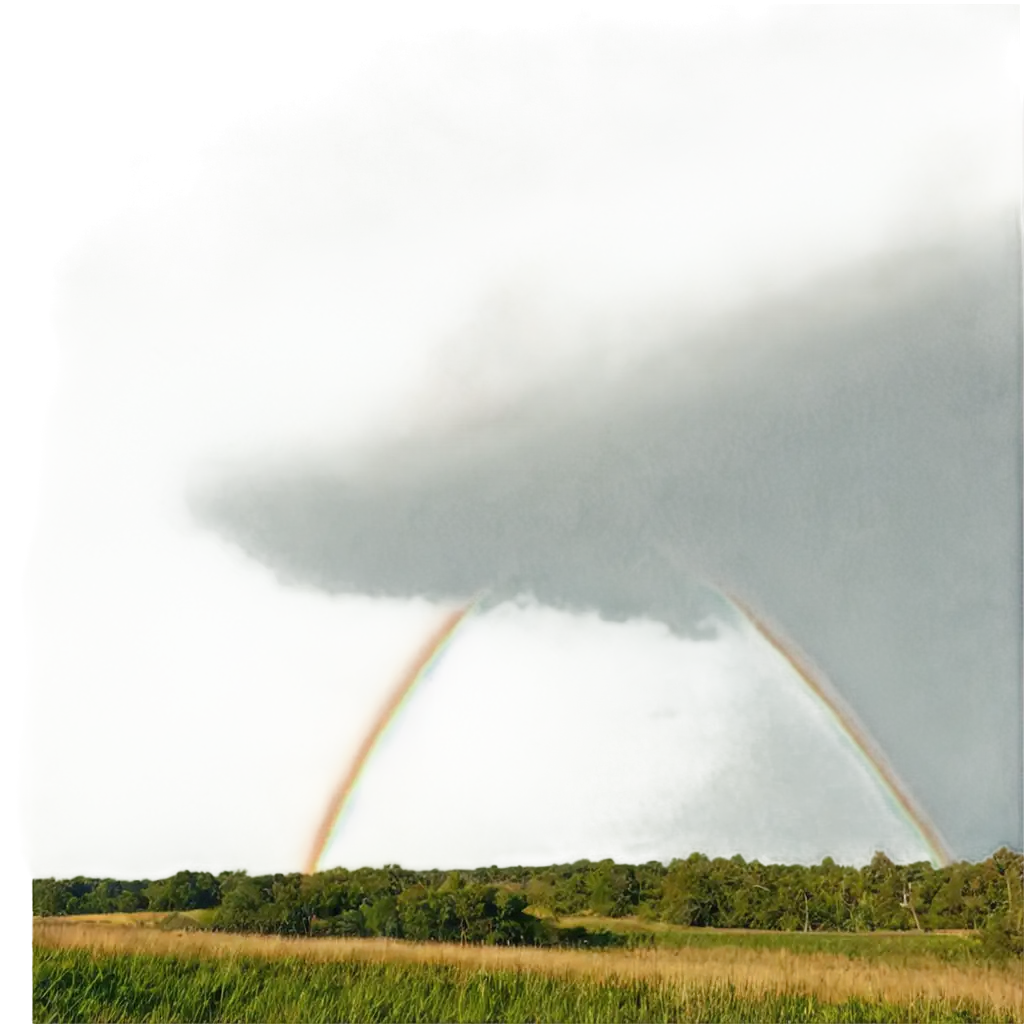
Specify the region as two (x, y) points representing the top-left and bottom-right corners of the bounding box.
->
(720, 589), (953, 867)
(304, 588), (952, 873)
(303, 598), (481, 875)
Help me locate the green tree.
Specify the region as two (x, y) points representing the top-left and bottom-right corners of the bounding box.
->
(586, 862), (618, 916)
(493, 891), (535, 945)
(364, 894), (402, 938)
(214, 874), (264, 933)
(397, 885), (436, 941)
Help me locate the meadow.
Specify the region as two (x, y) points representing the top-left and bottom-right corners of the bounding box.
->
(552, 914), (989, 965)
(34, 914), (1024, 1023)
(33, 853), (1023, 1021)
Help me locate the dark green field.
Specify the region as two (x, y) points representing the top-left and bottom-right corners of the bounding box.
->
(557, 914), (987, 964)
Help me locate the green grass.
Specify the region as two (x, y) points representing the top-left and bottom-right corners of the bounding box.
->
(663, 930), (983, 967)
(156, 910), (215, 932)
(557, 915), (987, 965)
(182, 909), (217, 928)
(33, 946), (1015, 1023)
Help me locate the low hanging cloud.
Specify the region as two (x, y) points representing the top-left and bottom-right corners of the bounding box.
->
(19, 4), (1019, 876)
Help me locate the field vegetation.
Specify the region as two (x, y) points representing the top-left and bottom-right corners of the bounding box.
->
(33, 851), (1022, 1021)
(32, 849), (1024, 953)
(34, 916), (1024, 1022)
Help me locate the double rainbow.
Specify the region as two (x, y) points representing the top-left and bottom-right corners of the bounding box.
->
(304, 590), (952, 873)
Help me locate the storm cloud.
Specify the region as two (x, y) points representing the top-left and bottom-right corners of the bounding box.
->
(28, 4), (1019, 876)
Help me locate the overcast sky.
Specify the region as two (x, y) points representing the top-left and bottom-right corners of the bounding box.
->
(4, 6), (1021, 894)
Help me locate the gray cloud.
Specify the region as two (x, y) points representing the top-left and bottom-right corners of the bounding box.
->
(28, 4), (1019, 876)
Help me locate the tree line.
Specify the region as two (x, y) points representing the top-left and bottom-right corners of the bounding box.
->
(32, 849), (1023, 954)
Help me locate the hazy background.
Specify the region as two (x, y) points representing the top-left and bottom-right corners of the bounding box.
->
(5, 6), (1021, 893)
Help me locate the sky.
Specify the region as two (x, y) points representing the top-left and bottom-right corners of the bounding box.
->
(3, 4), (1022, 917)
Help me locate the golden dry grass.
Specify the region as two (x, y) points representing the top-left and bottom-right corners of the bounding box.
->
(34, 916), (1024, 1019)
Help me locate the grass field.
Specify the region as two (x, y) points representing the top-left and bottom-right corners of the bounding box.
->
(554, 914), (989, 965)
(34, 915), (1024, 1023)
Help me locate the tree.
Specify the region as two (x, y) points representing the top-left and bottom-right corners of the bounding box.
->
(214, 875), (264, 933)
(493, 891), (535, 945)
(587, 862), (618, 917)
(661, 858), (717, 926)
(990, 849), (1023, 923)
(364, 894), (402, 938)
(397, 885), (435, 941)
(116, 890), (142, 913)
(858, 853), (904, 929)
(333, 907), (367, 936)
(982, 912), (1024, 958)
(143, 880), (171, 912)
(32, 850), (1023, 944)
